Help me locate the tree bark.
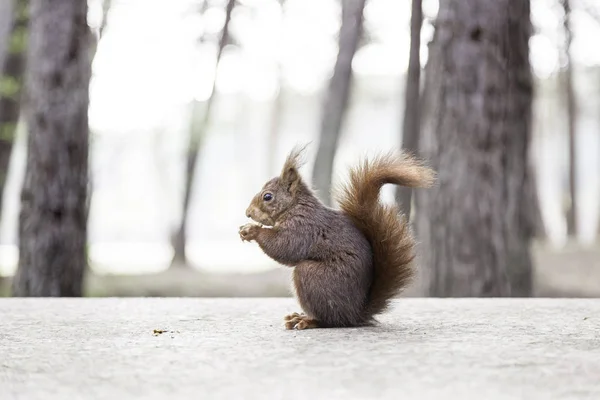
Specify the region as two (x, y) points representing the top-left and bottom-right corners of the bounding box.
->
(12, 0), (92, 296)
(415, 0), (534, 297)
(562, 0), (577, 237)
(0, 0), (28, 224)
(170, 0), (235, 268)
(312, 0), (366, 206)
(395, 0), (422, 218)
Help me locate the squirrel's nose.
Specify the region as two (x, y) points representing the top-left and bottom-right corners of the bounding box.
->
(245, 209), (251, 218)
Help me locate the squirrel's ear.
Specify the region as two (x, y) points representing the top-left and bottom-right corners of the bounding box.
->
(281, 166), (301, 193)
(280, 145), (307, 193)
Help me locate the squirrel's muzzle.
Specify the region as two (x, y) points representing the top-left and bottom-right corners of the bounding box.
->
(245, 203), (254, 219)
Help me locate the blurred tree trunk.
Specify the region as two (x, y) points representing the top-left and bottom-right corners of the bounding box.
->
(267, 71), (284, 176)
(577, 5), (600, 238)
(312, 0), (366, 206)
(562, 0), (577, 237)
(0, 0), (15, 290)
(527, 168), (546, 239)
(395, 0), (422, 218)
(0, 0), (15, 68)
(0, 0), (27, 299)
(266, 0), (286, 176)
(12, 0), (92, 296)
(170, 0), (235, 268)
(415, 0), (534, 297)
(99, 0), (111, 39)
(0, 0), (28, 223)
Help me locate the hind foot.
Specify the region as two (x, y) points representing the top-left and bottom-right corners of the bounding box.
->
(284, 313), (319, 330)
(284, 312), (304, 321)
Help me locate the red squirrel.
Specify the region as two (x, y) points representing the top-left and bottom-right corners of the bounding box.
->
(239, 146), (435, 329)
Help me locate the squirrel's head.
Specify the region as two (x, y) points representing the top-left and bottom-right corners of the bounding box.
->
(245, 145), (308, 227)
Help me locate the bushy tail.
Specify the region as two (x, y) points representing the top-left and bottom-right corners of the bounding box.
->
(336, 151), (435, 321)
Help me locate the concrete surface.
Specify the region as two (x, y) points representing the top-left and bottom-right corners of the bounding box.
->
(1, 298), (599, 400)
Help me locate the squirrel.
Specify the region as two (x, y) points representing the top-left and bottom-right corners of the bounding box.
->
(238, 145), (435, 330)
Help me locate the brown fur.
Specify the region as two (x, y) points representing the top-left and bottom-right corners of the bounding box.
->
(336, 152), (436, 319)
(239, 146), (435, 329)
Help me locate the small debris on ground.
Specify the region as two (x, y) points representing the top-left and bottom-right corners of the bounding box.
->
(153, 329), (181, 336)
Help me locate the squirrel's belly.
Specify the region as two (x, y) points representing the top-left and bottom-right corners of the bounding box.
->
(292, 259), (371, 327)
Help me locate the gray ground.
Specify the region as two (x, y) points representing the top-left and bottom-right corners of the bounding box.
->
(1, 298), (599, 400)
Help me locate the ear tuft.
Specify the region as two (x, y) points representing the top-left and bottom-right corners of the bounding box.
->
(280, 144), (309, 193)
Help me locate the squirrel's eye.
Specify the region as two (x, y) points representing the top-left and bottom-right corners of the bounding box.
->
(263, 193), (273, 201)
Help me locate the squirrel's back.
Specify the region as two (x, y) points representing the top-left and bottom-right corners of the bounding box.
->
(336, 151), (435, 321)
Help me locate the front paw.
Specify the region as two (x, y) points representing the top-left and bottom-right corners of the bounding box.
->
(239, 223), (259, 242)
